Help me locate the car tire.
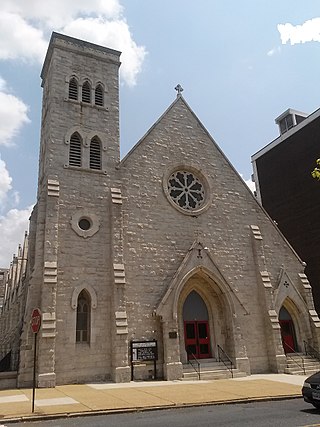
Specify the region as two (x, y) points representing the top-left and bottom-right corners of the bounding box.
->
(312, 402), (320, 409)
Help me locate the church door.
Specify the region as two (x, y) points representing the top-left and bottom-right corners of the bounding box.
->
(279, 306), (297, 353)
(184, 320), (211, 359)
(183, 291), (212, 360)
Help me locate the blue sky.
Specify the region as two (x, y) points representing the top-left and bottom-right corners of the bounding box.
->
(1, 0), (320, 266)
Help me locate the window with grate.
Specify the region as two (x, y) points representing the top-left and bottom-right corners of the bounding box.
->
(95, 84), (104, 106)
(90, 136), (102, 170)
(69, 133), (82, 167)
(76, 290), (90, 343)
(82, 81), (91, 103)
(68, 78), (78, 100)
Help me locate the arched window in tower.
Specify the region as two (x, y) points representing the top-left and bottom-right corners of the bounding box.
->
(68, 77), (78, 100)
(95, 84), (104, 106)
(69, 132), (82, 167)
(90, 136), (102, 170)
(76, 290), (91, 343)
(82, 81), (91, 104)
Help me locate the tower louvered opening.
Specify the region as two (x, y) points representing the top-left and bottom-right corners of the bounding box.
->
(95, 84), (104, 106)
(69, 78), (78, 100)
(90, 137), (102, 170)
(82, 81), (91, 103)
(69, 133), (82, 167)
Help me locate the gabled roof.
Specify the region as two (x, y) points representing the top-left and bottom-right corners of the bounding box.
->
(120, 94), (242, 184)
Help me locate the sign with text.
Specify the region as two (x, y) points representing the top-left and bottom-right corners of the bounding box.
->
(131, 340), (158, 362)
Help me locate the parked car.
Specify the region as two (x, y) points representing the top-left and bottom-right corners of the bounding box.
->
(302, 372), (320, 409)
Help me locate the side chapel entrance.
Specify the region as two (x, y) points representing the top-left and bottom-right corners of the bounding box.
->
(183, 291), (211, 359)
(279, 306), (298, 353)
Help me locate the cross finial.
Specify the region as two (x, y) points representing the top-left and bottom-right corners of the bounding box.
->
(175, 84), (184, 97)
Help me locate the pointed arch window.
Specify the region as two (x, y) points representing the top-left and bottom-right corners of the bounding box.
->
(95, 84), (104, 106)
(82, 81), (91, 104)
(69, 132), (82, 167)
(68, 77), (78, 100)
(76, 290), (91, 343)
(90, 136), (102, 170)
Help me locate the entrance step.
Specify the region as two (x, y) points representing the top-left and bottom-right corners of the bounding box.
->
(182, 359), (247, 380)
(285, 353), (320, 375)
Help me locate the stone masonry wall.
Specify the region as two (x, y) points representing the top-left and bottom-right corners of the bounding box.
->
(120, 97), (308, 375)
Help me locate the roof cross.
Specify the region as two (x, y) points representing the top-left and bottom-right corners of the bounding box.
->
(174, 84), (184, 96)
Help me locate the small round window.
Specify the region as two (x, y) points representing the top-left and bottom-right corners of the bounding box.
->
(167, 170), (205, 211)
(71, 211), (100, 238)
(78, 218), (91, 231)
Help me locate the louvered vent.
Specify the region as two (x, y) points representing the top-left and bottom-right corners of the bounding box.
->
(69, 133), (82, 167)
(82, 81), (91, 103)
(95, 85), (104, 106)
(69, 78), (78, 100)
(90, 137), (102, 170)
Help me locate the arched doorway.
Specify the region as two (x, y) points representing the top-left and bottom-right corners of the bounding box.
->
(279, 306), (298, 353)
(183, 290), (211, 359)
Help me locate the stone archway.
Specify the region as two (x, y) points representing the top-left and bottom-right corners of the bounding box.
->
(156, 241), (250, 380)
(177, 271), (233, 365)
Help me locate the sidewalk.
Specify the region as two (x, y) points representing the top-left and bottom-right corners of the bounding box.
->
(0, 374), (306, 423)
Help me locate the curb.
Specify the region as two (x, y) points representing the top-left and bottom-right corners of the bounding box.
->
(1, 394), (301, 424)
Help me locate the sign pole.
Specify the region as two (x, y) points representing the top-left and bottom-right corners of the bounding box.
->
(30, 307), (41, 413)
(32, 331), (37, 413)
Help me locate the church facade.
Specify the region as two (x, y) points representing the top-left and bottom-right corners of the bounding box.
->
(2, 32), (320, 388)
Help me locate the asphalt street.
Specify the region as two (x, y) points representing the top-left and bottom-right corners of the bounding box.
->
(3, 399), (320, 427)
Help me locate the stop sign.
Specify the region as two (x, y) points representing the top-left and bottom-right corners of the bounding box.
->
(31, 308), (41, 333)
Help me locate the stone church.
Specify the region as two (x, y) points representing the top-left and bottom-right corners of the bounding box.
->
(1, 32), (320, 388)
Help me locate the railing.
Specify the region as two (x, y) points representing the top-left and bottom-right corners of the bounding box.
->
(187, 351), (201, 380)
(285, 343), (305, 374)
(217, 345), (233, 378)
(304, 340), (320, 362)
(0, 349), (19, 372)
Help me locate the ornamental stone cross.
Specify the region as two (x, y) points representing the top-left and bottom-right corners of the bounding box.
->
(175, 84), (184, 96)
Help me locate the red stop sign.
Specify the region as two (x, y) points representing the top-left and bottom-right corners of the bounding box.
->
(31, 308), (41, 333)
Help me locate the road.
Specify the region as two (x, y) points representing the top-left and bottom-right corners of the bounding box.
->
(3, 399), (320, 427)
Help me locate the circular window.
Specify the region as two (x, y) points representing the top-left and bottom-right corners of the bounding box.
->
(71, 210), (100, 238)
(78, 218), (91, 231)
(167, 170), (205, 211)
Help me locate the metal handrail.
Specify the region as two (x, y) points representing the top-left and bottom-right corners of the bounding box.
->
(187, 351), (201, 380)
(304, 340), (320, 362)
(217, 345), (233, 378)
(285, 343), (305, 374)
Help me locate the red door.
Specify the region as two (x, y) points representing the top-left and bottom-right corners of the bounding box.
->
(184, 321), (211, 359)
(280, 319), (296, 353)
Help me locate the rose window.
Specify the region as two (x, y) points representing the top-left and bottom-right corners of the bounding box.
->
(167, 171), (205, 211)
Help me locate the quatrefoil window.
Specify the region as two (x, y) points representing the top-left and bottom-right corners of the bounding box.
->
(168, 171), (205, 211)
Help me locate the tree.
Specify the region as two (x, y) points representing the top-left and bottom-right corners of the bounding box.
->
(311, 159), (320, 180)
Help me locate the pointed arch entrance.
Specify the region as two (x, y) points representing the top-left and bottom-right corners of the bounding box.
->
(279, 306), (298, 353)
(183, 290), (211, 359)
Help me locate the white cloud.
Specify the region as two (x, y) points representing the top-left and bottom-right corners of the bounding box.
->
(2, 0), (123, 28)
(0, 0), (146, 86)
(241, 174), (256, 193)
(0, 12), (47, 62)
(0, 79), (30, 146)
(267, 46), (281, 56)
(0, 206), (32, 268)
(0, 157), (12, 206)
(278, 18), (320, 45)
(63, 18), (147, 86)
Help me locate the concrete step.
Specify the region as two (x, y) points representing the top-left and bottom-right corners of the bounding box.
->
(284, 367), (320, 375)
(182, 358), (247, 380)
(182, 368), (247, 381)
(285, 353), (320, 375)
(182, 361), (228, 373)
